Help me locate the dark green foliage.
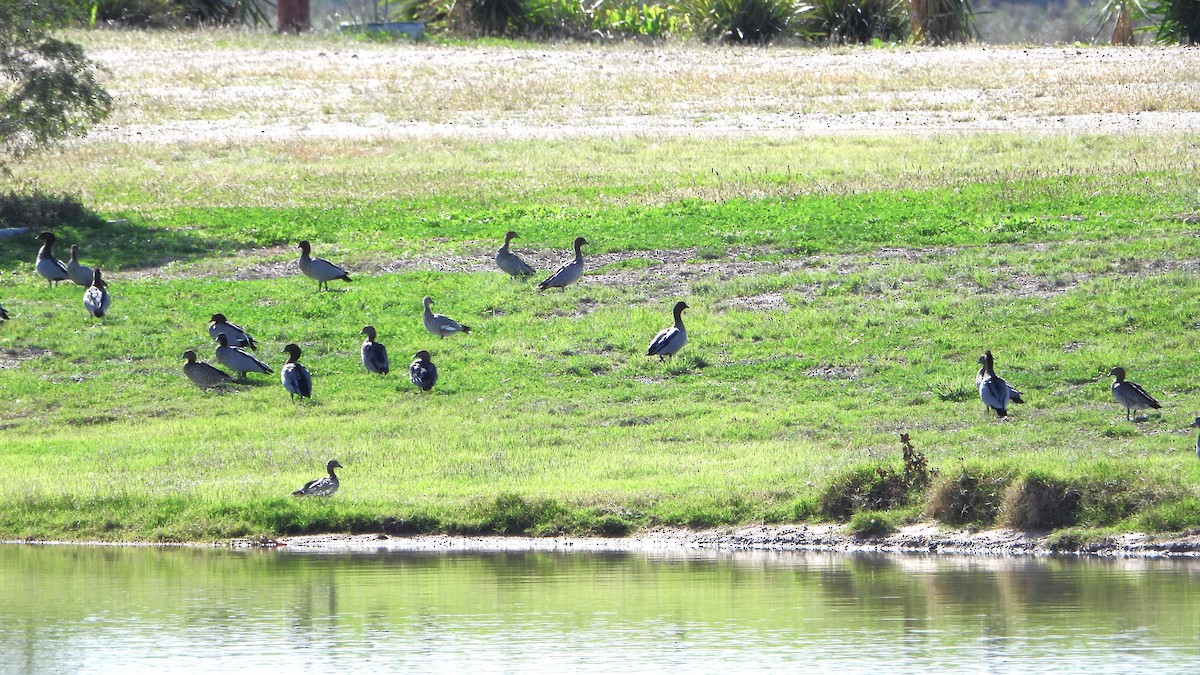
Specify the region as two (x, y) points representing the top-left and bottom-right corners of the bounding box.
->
(807, 0), (907, 43)
(685, 0), (812, 42)
(1150, 0), (1200, 43)
(0, 191), (105, 232)
(463, 0), (533, 35)
(910, 0), (976, 44)
(90, 0), (269, 27)
(0, 1), (112, 170)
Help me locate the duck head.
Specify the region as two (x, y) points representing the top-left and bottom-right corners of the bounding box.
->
(360, 325), (377, 340)
(282, 343), (303, 361)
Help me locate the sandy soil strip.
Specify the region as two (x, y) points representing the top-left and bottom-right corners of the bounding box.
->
(272, 524), (1200, 558)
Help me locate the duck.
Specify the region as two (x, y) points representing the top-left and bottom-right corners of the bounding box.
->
(215, 333), (272, 380)
(409, 350), (437, 392)
(66, 244), (94, 287)
(292, 459), (342, 497)
(975, 352), (1025, 410)
(1190, 417), (1200, 459)
(422, 296), (472, 338)
(360, 325), (389, 375)
(83, 268), (111, 319)
(647, 301), (689, 361)
(182, 349), (233, 389)
(208, 313), (257, 350)
(537, 236), (588, 291)
(495, 230), (536, 278)
(1109, 366), (1161, 421)
(0, 302), (8, 321)
(35, 232), (70, 287)
(977, 350), (1015, 419)
(297, 240), (351, 291)
(281, 343), (313, 400)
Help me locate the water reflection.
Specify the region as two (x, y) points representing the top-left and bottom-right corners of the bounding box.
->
(2, 545), (1199, 673)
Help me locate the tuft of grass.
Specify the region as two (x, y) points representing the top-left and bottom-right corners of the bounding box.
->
(1001, 473), (1081, 530)
(848, 510), (898, 538)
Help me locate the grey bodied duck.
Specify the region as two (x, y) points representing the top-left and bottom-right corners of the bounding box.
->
(292, 459), (342, 497)
(298, 240), (351, 291)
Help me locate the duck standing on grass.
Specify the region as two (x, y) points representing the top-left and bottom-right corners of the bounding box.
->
(215, 333), (272, 380)
(977, 350), (1014, 419)
(292, 459), (342, 497)
(66, 244), (94, 287)
(1190, 418), (1200, 459)
(209, 313), (257, 350)
(281, 343), (313, 401)
(496, 230), (536, 278)
(1109, 366), (1161, 421)
(976, 351), (1024, 413)
(0, 302), (8, 321)
(360, 325), (389, 375)
(297, 240), (351, 291)
(83, 268), (110, 319)
(647, 301), (689, 361)
(537, 236), (588, 291)
(409, 350), (437, 392)
(422, 296), (471, 338)
(35, 232), (70, 287)
(182, 350), (233, 390)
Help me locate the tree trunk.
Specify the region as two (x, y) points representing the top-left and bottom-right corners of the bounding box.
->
(278, 0), (311, 33)
(1111, 4), (1136, 46)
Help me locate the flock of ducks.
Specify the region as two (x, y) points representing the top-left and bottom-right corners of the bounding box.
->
(11, 231), (690, 496)
(10, 228), (1196, 497)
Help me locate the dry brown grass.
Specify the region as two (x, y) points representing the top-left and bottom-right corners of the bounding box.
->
(71, 30), (1200, 144)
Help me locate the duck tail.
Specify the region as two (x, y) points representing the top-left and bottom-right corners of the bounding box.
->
(461, 325), (472, 334)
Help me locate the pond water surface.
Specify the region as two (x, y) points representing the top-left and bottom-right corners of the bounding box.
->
(3, 543), (1199, 673)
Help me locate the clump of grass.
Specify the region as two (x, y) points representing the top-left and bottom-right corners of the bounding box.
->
(1001, 473), (1081, 530)
(848, 510), (898, 537)
(820, 433), (934, 519)
(927, 465), (1007, 527)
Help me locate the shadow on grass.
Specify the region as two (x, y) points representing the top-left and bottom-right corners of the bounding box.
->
(0, 191), (238, 271)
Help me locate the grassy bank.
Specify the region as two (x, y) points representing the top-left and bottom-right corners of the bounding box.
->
(2, 35), (1200, 544)
(4, 169), (1200, 542)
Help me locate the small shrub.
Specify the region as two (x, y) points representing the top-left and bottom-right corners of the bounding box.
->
(481, 492), (565, 534)
(909, 0), (976, 44)
(1001, 474), (1081, 530)
(927, 465), (1006, 526)
(819, 434), (934, 520)
(849, 510), (897, 537)
(807, 0), (907, 43)
(1045, 528), (1086, 552)
(684, 0), (813, 43)
(819, 465), (909, 519)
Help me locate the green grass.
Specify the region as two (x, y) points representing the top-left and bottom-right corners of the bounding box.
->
(4, 173), (1200, 542)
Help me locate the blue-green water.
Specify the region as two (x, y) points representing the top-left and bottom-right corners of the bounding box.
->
(2, 544), (1199, 673)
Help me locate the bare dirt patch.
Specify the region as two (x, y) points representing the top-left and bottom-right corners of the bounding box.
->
(0, 347), (51, 369)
